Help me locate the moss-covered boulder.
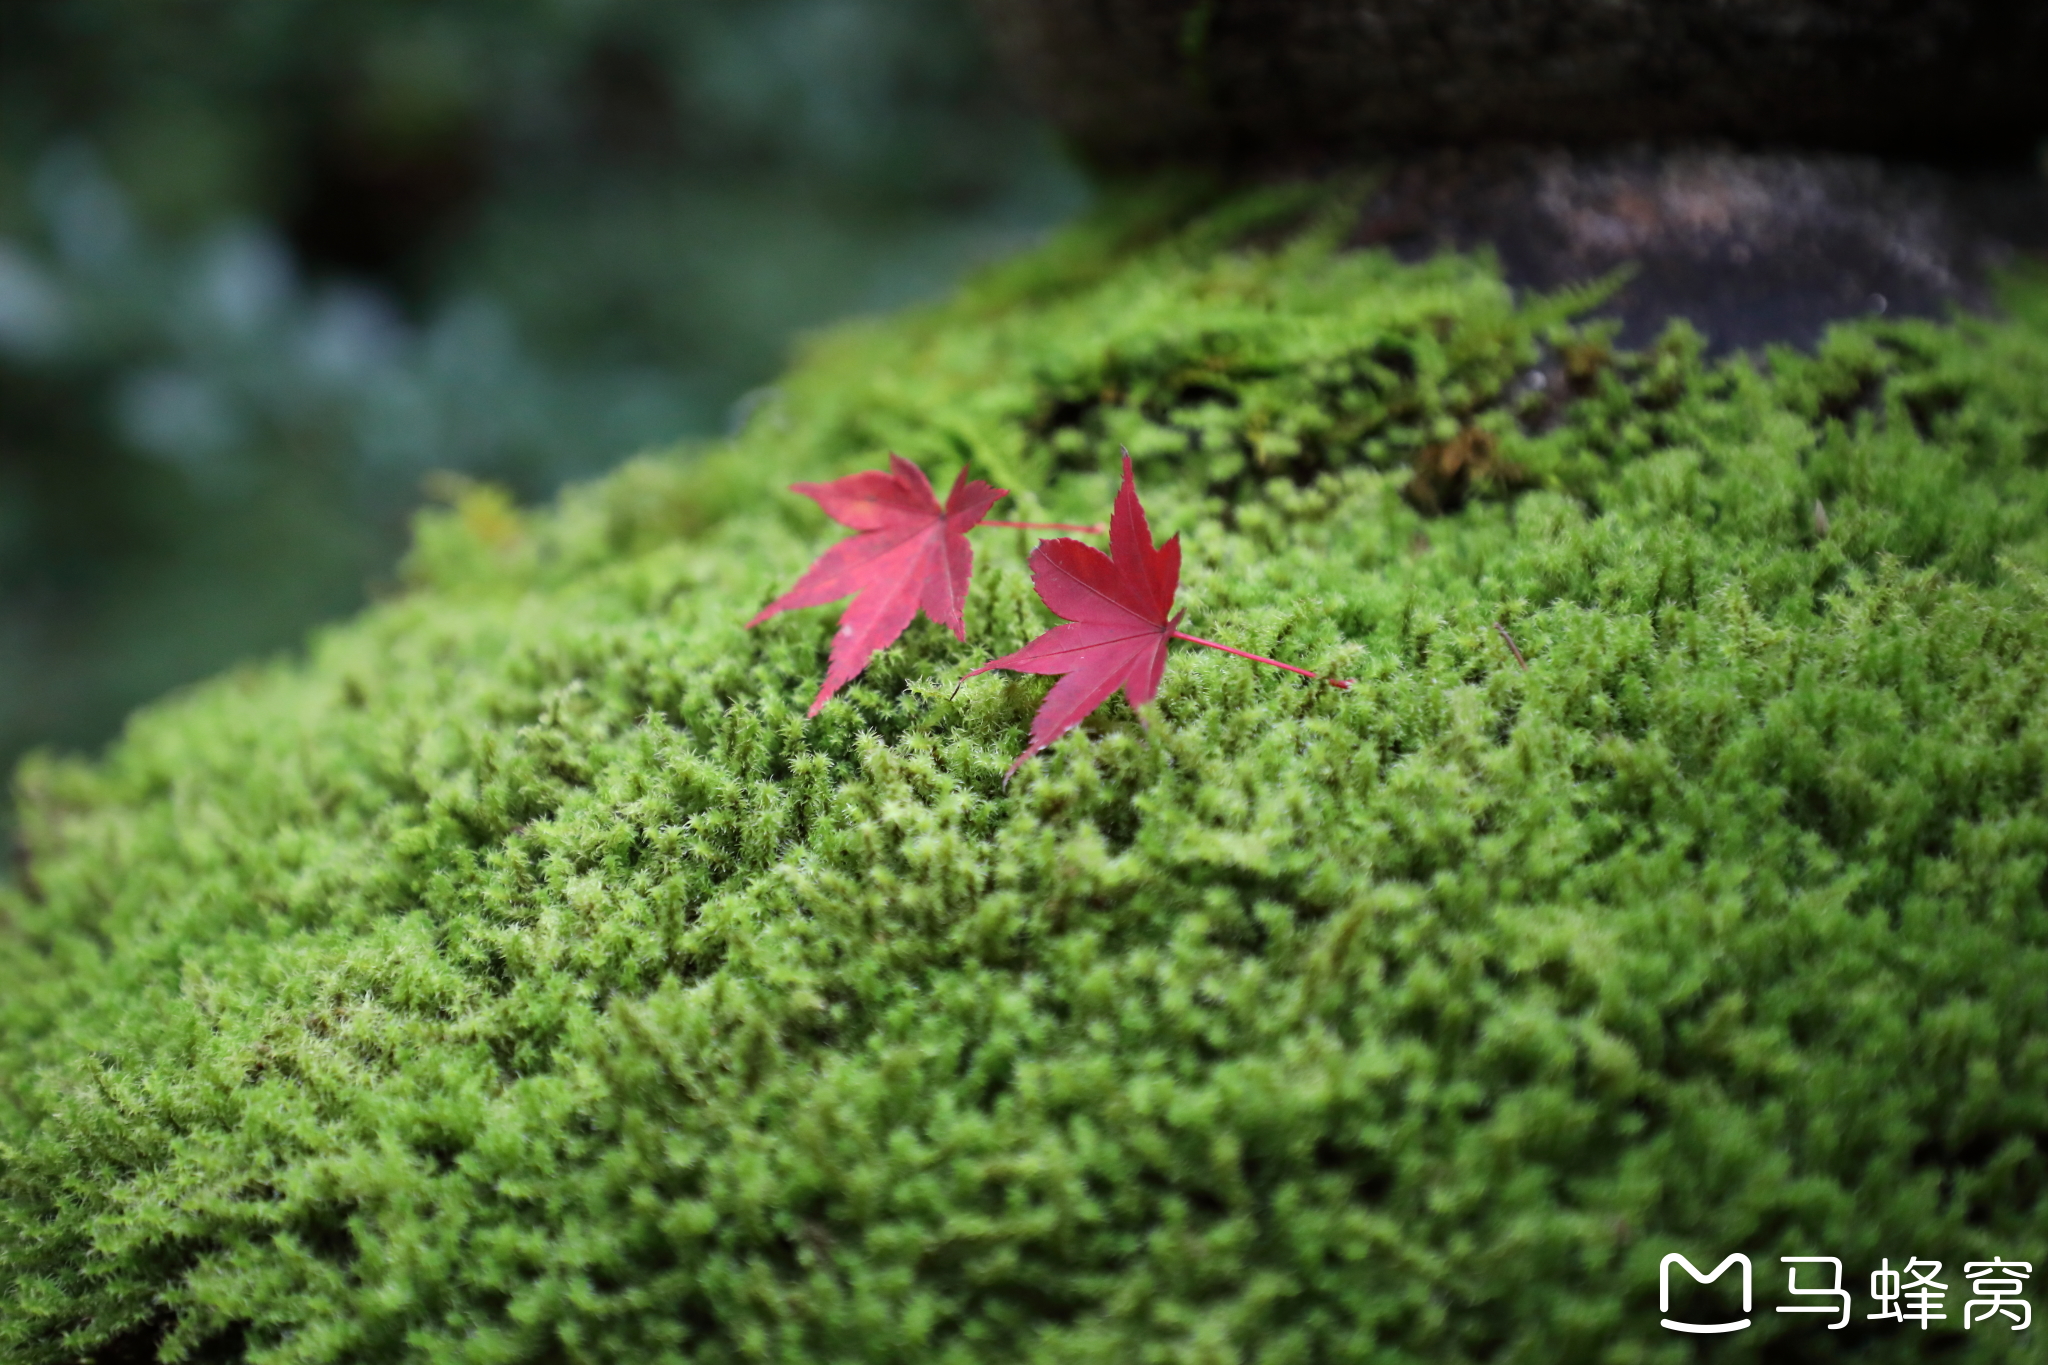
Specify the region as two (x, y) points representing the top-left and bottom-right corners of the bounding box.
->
(5, 190), (2048, 1363)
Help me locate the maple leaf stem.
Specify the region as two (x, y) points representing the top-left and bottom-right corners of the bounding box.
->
(1170, 631), (1353, 689)
(982, 519), (1107, 534)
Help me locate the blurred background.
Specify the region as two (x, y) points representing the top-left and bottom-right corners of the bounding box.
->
(0, 0), (1082, 783)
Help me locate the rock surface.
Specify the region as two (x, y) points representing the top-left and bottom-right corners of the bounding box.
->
(1356, 146), (2046, 350)
(975, 0), (2048, 168)
(975, 0), (2048, 349)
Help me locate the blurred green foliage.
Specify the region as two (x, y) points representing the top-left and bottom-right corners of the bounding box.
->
(0, 0), (1081, 780)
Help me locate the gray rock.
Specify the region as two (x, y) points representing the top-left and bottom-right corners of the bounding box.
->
(1356, 146), (2047, 351)
(974, 1), (2048, 348)
(976, 0), (2048, 168)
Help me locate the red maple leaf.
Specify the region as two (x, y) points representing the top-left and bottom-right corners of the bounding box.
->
(969, 454), (1349, 777)
(749, 454), (1005, 715)
(749, 454), (1102, 716)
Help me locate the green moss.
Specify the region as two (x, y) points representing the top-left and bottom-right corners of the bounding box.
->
(4, 189), (2048, 1364)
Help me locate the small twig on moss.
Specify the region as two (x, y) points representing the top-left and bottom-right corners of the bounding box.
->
(1494, 622), (1527, 670)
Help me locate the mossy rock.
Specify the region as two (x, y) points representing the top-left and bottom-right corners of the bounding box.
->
(5, 188), (2048, 1364)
